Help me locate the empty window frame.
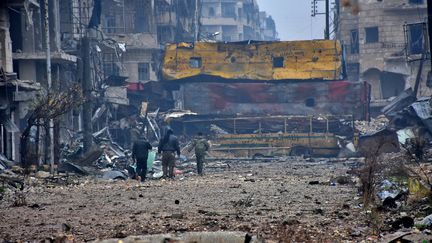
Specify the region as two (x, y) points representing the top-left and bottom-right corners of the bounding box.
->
(346, 63), (360, 81)
(103, 53), (120, 76)
(138, 63), (150, 81)
(409, 0), (423, 4)
(407, 23), (425, 55)
(273, 57), (284, 68)
(350, 29), (359, 54)
(103, 63), (119, 77)
(221, 3), (236, 18)
(365, 26), (379, 43)
(189, 57), (202, 68)
(105, 16), (116, 34)
(208, 7), (215, 17)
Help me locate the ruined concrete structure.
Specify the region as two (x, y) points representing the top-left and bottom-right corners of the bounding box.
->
(200, 0), (277, 41)
(0, 0), (279, 163)
(337, 0), (431, 111)
(1, 0), (81, 162)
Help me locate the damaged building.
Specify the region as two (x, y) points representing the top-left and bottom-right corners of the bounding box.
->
(337, 0), (432, 114)
(1, 0), (80, 162)
(200, 0), (277, 41)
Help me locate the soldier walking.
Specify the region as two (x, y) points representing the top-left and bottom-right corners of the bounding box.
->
(190, 132), (210, 175)
(132, 135), (152, 182)
(158, 128), (180, 179)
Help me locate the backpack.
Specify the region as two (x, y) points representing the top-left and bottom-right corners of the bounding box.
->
(195, 139), (208, 153)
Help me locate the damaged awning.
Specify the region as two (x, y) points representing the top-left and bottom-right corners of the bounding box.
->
(0, 79), (42, 91)
(411, 97), (432, 133)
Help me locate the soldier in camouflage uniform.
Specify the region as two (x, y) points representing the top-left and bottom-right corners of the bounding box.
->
(190, 132), (210, 175)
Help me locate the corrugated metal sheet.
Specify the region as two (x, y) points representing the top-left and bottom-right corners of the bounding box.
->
(162, 40), (343, 81)
(180, 81), (370, 120)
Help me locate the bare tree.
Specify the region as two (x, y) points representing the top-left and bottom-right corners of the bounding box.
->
(20, 85), (84, 172)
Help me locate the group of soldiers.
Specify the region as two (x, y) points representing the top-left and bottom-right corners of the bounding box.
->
(131, 128), (210, 182)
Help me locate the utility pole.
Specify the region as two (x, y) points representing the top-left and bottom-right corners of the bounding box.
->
(428, 0), (432, 68)
(82, 37), (93, 154)
(194, 0), (200, 42)
(311, 0), (330, 39)
(325, 0), (330, 39)
(44, 0), (55, 173)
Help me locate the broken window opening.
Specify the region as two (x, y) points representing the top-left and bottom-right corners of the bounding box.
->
(135, 15), (150, 33)
(134, 0), (151, 33)
(407, 23), (425, 55)
(103, 63), (120, 77)
(138, 63), (150, 81)
(104, 15), (116, 34)
(305, 98), (316, 107)
(9, 8), (22, 52)
(103, 53), (120, 77)
(365, 26), (379, 43)
(208, 7), (215, 17)
(273, 57), (284, 68)
(221, 3), (236, 18)
(157, 26), (173, 43)
(346, 63), (360, 81)
(189, 57), (202, 68)
(409, 0), (424, 4)
(350, 29), (359, 54)
(427, 72), (432, 88)
(380, 72), (405, 99)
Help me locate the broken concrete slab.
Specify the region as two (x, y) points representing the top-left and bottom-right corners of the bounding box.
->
(382, 88), (416, 116)
(102, 170), (127, 180)
(35, 171), (50, 179)
(358, 129), (400, 156)
(410, 97), (432, 133)
(58, 162), (89, 175)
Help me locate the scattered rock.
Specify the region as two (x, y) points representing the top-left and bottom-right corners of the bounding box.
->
(171, 213), (184, 219)
(28, 204), (40, 209)
(419, 214), (432, 228)
(313, 208), (324, 215)
(282, 219), (300, 226)
(331, 176), (353, 185)
(35, 171), (50, 179)
(114, 230), (127, 238)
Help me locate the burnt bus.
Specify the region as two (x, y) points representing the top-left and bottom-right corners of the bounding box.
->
(161, 40), (369, 157)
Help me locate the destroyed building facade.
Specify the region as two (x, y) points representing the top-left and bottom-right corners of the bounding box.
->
(1, 0), (81, 162)
(200, 0), (277, 41)
(0, 0), (279, 163)
(337, 0), (432, 112)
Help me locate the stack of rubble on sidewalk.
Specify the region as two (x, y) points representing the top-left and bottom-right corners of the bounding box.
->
(351, 89), (432, 241)
(355, 115), (389, 134)
(58, 126), (132, 179)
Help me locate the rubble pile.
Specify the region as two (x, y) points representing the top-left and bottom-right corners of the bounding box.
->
(355, 115), (389, 134)
(58, 127), (133, 177)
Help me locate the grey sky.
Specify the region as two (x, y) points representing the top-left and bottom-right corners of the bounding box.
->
(256, 0), (327, 40)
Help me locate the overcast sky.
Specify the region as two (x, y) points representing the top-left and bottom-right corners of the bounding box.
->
(256, 0), (327, 40)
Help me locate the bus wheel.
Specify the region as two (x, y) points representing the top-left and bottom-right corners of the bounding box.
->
(290, 146), (311, 157)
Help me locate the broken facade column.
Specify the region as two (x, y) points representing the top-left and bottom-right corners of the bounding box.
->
(0, 5), (13, 73)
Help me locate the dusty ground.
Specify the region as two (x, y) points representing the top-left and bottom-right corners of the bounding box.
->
(0, 159), (371, 242)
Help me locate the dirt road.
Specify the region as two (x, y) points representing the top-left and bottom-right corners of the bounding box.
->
(0, 159), (369, 242)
